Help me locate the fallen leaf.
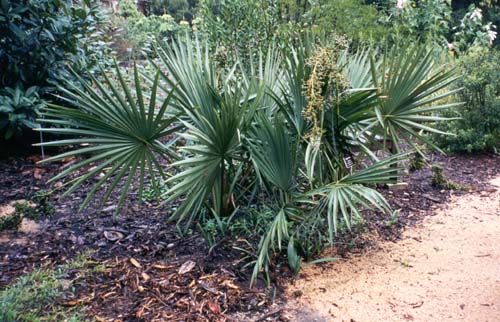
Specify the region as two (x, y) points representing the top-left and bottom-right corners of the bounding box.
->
(410, 300), (424, 308)
(221, 280), (239, 290)
(178, 260), (196, 274)
(62, 300), (80, 307)
(104, 230), (124, 242)
(102, 291), (116, 299)
(34, 168), (45, 180)
(135, 306), (145, 318)
(61, 156), (76, 163)
(207, 300), (221, 315)
(152, 264), (169, 269)
(102, 205), (117, 213)
(130, 258), (141, 268)
(141, 272), (150, 282)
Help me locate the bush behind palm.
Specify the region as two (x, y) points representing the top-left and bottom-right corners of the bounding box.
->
(433, 46), (500, 153)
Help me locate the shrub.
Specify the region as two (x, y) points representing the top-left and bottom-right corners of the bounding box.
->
(431, 164), (463, 190)
(0, 86), (45, 140)
(433, 46), (500, 153)
(306, 0), (388, 46)
(151, 0), (195, 21)
(383, 1), (497, 51)
(198, 0), (299, 63)
(0, 0), (112, 140)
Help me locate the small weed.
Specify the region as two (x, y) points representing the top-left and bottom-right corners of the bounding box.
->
(409, 151), (426, 172)
(141, 179), (169, 202)
(387, 210), (400, 226)
(14, 202), (37, 220)
(31, 190), (55, 218)
(400, 259), (413, 268)
(0, 211), (22, 231)
(431, 165), (465, 190)
(13, 190), (55, 221)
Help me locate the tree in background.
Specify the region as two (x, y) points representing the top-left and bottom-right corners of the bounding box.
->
(114, 0), (185, 59)
(150, 0), (197, 21)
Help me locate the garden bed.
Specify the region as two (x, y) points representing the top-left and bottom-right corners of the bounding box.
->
(1, 152), (499, 321)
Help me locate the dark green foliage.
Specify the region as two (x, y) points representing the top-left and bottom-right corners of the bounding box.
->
(0, 0), (112, 139)
(0, 0), (111, 91)
(14, 202), (38, 221)
(431, 164), (447, 187)
(198, 0), (299, 63)
(151, 0), (194, 21)
(306, 0), (387, 46)
(433, 46), (500, 153)
(0, 86), (45, 139)
(409, 151), (426, 172)
(7, 191), (55, 222)
(0, 211), (22, 232)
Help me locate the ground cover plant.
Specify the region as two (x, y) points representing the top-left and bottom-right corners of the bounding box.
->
(0, 252), (103, 322)
(34, 34), (461, 285)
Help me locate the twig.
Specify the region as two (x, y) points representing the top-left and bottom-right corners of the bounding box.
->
(256, 308), (283, 321)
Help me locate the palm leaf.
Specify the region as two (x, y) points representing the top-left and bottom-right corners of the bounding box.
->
(308, 153), (407, 243)
(365, 45), (462, 152)
(35, 63), (178, 217)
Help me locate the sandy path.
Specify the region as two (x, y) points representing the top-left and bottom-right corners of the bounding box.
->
(285, 175), (500, 322)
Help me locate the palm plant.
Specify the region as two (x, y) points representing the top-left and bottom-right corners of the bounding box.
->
(36, 64), (179, 217)
(37, 38), (459, 286)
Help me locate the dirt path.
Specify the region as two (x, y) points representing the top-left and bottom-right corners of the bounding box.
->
(285, 175), (500, 322)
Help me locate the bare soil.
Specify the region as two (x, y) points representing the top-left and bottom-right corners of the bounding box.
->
(285, 175), (500, 322)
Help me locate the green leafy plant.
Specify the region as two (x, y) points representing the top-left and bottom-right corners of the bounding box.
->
(409, 151), (426, 172)
(0, 211), (22, 232)
(36, 63), (180, 218)
(37, 38), (459, 286)
(0, 86), (45, 139)
(431, 164), (462, 190)
(0, 0), (113, 140)
(433, 46), (500, 153)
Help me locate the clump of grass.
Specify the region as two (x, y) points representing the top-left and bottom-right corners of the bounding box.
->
(12, 190), (55, 222)
(30, 190), (56, 219)
(0, 252), (102, 322)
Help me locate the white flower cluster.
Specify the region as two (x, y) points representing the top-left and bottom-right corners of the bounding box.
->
(470, 8), (482, 20)
(488, 29), (497, 45)
(396, 0), (408, 10)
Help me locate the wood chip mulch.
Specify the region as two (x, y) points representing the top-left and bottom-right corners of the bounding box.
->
(0, 150), (499, 321)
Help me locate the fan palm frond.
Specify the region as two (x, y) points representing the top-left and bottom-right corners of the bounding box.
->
(36, 64), (178, 217)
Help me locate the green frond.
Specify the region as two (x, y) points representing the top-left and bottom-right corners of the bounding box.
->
(35, 63), (177, 217)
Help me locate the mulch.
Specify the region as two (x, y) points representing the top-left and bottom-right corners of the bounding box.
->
(0, 151), (499, 321)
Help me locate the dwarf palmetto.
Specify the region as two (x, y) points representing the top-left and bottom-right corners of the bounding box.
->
(38, 39), (458, 285)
